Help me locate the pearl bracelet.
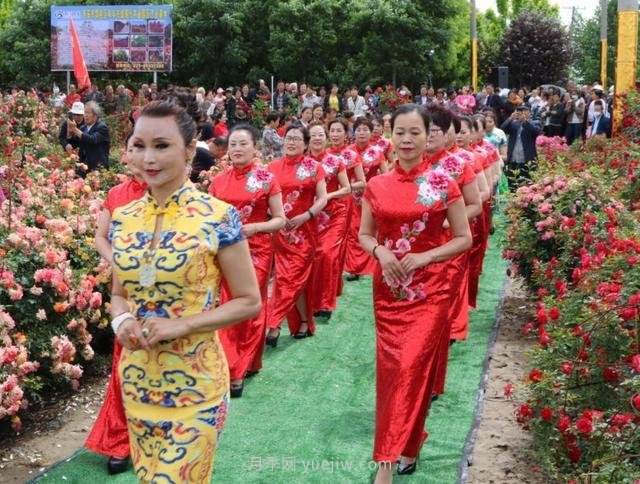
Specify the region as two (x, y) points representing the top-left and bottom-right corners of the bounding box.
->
(111, 312), (136, 334)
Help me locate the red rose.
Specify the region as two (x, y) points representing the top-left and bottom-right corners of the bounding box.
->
(522, 322), (534, 335)
(557, 415), (571, 433)
(631, 354), (640, 373)
(540, 407), (553, 422)
(567, 444), (581, 463)
(529, 369), (543, 383)
(536, 308), (548, 325)
(548, 307), (561, 320)
(560, 361), (574, 375)
(603, 367), (619, 383)
(539, 331), (551, 347)
(503, 382), (513, 399)
(632, 394), (640, 411)
(576, 416), (593, 435)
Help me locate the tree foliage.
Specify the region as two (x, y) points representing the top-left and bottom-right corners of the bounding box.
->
(571, 0), (640, 86)
(0, 0), (475, 91)
(477, 0), (559, 82)
(500, 12), (572, 87)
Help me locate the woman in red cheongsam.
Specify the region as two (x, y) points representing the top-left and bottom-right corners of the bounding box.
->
(468, 116), (496, 308)
(209, 124), (285, 397)
(265, 125), (327, 345)
(359, 104), (471, 483)
(86, 137), (147, 474)
(427, 109), (482, 399)
(345, 118), (388, 280)
(326, 118), (365, 289)
(307, 121), (352, 319)
(371, 116), (394, 163)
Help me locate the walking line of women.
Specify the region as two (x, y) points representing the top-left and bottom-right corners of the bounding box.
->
(84, 90), (502, 483)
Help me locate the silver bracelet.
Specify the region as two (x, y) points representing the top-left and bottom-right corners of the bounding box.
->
(111, 312), (136, 334)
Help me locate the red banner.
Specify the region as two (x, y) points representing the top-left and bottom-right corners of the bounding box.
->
(69, 17), (91, 90)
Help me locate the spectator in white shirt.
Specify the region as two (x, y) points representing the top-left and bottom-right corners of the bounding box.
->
(347, 86), (366, 118)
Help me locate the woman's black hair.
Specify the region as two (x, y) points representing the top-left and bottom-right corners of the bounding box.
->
(390, 103), (431, 132)
(265, 111), (280, 124)
(353, 117), (374, 132)
(327, 118), (348, 133)
(451, 113), (461, 134)
(138, 100), (197, 146)
(300, 106), (312, 116)
(458, 115), (473, 131)
(228, 123), (260, 145)
(285, 124), (310, 144)
(472, 113), (486, 130)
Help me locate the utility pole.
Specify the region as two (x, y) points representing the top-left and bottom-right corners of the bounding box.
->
(600, 0), (608, 89)
(613, 0), (639, 134)
(471, 0), (478, 92)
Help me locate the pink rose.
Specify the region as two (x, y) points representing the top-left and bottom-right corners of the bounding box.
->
(412, 220), (425, 233)
(428, 170), (450, 192)
(394, 238), (411, 256)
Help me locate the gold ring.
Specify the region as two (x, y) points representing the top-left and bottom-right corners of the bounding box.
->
(141, 328), (150, 338)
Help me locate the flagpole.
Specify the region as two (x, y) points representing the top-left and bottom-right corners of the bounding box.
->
(66, 71), (70, 94)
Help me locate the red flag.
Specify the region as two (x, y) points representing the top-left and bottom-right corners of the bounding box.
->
(69, 17), (91, 90)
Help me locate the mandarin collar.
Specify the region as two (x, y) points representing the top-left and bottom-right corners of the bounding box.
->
(146, 180), (193, 215)
(393, 158), (429, 182)
(284, 154), (304, 165)
(423, 150), (447, 166)
(232, 161), (254, 177)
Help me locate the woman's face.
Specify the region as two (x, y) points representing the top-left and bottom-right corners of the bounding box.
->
(331, 86), (338, 95)
(354, 124), (372, 146)
(228, 129), (255, 166)
(372, 120), (383, 136)
(301, 109), (313, 122)
(242, 85), (249, 96)
(425, 122), (445, 154)
(284, 128), (306, 156)
(309, 125), (326, 152)
(392, 111), (428, 163)
(456, 122), (472, 148)
(220, 111), (228, 123)
(328, 122), (347, 147)
(130, 115), (194, 193)
(485, 116), (495, 130)
(383, 115), (392, 132)
(313, 106), (323, 119)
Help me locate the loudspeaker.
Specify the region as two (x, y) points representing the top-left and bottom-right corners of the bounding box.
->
(487, 66), (509, 89)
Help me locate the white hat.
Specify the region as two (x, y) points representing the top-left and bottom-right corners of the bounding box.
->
(69, 101), (85, 115)
(593, 84), (604, 91)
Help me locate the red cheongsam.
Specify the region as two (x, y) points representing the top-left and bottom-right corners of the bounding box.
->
(85, 177), (147, 459)
(429, 148), (476, 396)
(267, 155), (325, 335)
(209, 162), (281, 379)
(371, 135), (393, 160)
(468, 142), (491, 308)
(326, 145), (362, 294)
(345, 143), (386, 275)
(309, 151), (349, 312)
(364, 159), (464, 462)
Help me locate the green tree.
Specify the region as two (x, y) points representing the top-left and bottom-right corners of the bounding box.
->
(571, 0), (640, 85)
(500, 12), (573, 87)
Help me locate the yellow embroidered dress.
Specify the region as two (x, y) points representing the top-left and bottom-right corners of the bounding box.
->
(110, 181), (244, 483)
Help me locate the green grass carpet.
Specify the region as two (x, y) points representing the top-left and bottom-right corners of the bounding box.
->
(33, 233), (506, 484)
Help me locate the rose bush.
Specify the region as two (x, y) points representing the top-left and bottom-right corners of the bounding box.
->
(0, 92), (117, 433)
(505, 92), (640, 481)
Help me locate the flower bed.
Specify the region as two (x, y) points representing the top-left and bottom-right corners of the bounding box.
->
(504, 97), (640, 481)
(0, 93), (118, 433)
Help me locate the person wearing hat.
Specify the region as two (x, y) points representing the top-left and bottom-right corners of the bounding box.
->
(587, 84), (609, 125)
(59, 101), (86, 154)
(501, 104), (540, 189)
(67, 100), (111, 175)
(224, 87), (237, 127)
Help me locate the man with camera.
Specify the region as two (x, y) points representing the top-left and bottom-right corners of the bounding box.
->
(59, 101), (86, 154)
(66, 101), (110, 175)
(501, 105), (540, 189)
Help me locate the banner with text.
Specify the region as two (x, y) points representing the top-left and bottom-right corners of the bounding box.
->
(51, 5), (172, 72)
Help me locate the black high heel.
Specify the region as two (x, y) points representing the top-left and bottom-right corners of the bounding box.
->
(265, 328), (280, 347)
(107, 456), (130, 474)
(397, 456), (418, 475)
(293, 322), (312, 339)
(230, 382), (244, 398)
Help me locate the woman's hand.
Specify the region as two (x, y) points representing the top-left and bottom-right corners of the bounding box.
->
(141, 317), (189, 347)
(241, 223), (259, 238)
(377, 247), (407, 286)
(285, 214), (308, 230)
(117, 317), (149, 351)
(400, 252), (433, 274)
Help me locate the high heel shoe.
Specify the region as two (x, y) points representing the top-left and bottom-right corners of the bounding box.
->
(293, 322), (312, 339)
(265, 328), (280, 347)
(397, 456), (418, 475)
(230, 381), (244, 398)
(107, 456), (130, 474)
